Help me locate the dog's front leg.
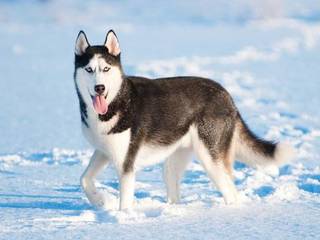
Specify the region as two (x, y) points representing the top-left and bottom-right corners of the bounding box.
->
(81, 150), (110, 208)
(119, 171), (136, 210)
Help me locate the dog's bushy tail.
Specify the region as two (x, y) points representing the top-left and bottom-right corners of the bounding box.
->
(233, 112), (294, 174)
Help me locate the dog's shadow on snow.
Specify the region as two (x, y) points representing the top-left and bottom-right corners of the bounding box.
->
(0, 193), (92, 211)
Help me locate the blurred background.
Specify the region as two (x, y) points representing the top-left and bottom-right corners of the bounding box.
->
(0, 0), (319, 158)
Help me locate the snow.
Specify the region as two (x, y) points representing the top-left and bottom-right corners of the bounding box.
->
(0, 0), (320, 239)
(1, 150), (320, 239)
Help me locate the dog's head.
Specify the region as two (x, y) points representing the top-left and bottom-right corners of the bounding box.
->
(74, 30), (123, 115)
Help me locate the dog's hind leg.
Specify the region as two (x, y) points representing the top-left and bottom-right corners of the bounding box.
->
(81, 150), (111, 208)
(203, 160), (238, 205)
(163, 148), (192, 204)
(191, 124), (238, 205)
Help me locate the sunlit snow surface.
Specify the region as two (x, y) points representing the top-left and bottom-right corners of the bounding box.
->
(0, 1), (320, 239)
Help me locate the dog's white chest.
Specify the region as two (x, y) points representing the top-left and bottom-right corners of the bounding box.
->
(82, 113), (131, 168)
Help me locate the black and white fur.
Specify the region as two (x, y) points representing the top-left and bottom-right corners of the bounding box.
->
(74, 30), (294, 210)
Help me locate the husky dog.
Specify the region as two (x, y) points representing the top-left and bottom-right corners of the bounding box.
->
(74, 30), (294, 210)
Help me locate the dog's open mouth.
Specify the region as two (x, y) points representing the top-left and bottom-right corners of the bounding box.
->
(91, 94), (108, 115)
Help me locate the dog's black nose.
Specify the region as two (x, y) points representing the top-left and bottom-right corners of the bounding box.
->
(94, 84), (105, 95)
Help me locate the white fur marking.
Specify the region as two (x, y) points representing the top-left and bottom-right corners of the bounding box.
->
(80, 150), (110, 208)
(190, 126), (239, 205)
(135, 130), (192, 170)
(234, 125), (295, 174)
(119, 172), (135, 210)
(75, 54), (123, 107)
(163, 148), (192, 203)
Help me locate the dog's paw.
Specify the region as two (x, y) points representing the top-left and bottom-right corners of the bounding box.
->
(167, 195), (180, 204)
(88, 191), (106, 209)
(223, 192), (240, 206)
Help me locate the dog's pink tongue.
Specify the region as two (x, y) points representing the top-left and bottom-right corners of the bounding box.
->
(93, 95), (108, 115)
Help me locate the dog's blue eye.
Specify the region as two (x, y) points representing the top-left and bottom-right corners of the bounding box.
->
(85, 67), (93, 73)
(103, 67), (110, 72)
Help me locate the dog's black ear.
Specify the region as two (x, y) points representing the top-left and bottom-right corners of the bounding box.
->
(75, 31), (90, 56)
(104, 30), (120, 56)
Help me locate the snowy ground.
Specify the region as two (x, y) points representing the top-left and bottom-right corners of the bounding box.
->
(0, 1), (320, 239)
